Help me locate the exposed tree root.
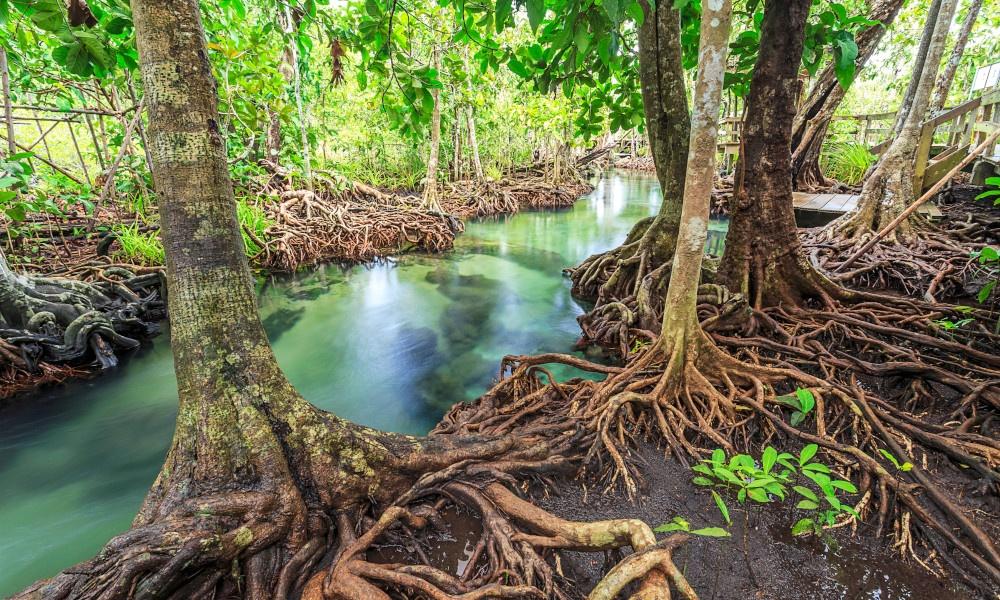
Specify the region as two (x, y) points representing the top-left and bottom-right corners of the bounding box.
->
(806, 200), (997, 304)
(439, 172), (593, 219)
(17, 348), (703, 600)
(0, 263), (164, 399)
(257, 189), (463, 270)
(505, 279), (1000, 595)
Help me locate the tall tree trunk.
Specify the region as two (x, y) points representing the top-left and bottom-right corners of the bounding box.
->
(718, 0), (837, 307)
(1, 47), (15, 157)
(467, 105), (484, 180)
(634, 0), (689, 263)
(929, 0), (983, 113)
(831, 0), (959, 242)
(13, 3), (509, 597)
(790, 0), (906, 190)
(283, 4), (312, 189)
(452, 104), (462, 181)
(423, 47), (443, 210)
(658, 0), (731, 349)
(568, 0), (690, 327)
(891, 0), (943, 137)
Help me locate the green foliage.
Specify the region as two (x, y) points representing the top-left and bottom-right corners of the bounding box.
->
(654, 515), (730, 537)
(975, 176), (1000, 204)
(112, 223), (164, 265)
(0, 152), (68, 225)
(236, 197), (273, 257)
(820, 141), (876, 185)
(776, 387), (816, 427)
(878, 448), (913, 472)
(973, 245), (998, 305)
(691, 445), (859, 539)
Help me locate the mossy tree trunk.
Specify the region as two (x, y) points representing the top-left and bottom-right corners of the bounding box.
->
(423, 46), (443, 210)
(789, 0), (905, 190)
(718, 0), (838, 308)
(568, 0), (690, 327)
(829, 0), (959, 243)
(14, 2), (512, 598)
(657, 0), (730, 352)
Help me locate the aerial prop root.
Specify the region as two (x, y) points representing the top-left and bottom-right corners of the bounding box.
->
(505, 322), (1000, 591)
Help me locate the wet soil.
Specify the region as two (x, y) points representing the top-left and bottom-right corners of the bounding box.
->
(374, 440), (980, 599)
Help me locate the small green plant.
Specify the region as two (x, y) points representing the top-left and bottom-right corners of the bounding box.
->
(654, 515), (730, 537)
(236, 197), (273, 257)
(972, 246), (998, 304)
(691, 445), (859, 539)
(776, 387), (816, 427)
(113, 224), (165, 265)
(1, 152), (65, 225)
(974, 176), (1000, 204)
(821, 141), (876, 185)
(879, 448), (913, 472)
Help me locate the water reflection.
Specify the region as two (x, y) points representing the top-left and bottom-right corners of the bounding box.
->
(0, 171), (677, 595)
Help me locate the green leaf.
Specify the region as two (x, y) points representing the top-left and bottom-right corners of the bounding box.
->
(978, 280), (996, 303)
(507, 57), (530, 78)
(711, 490), (731, 525)
(713, 467), (741, 485)
(747, 488), (769, 503)
(711, 448), (725, 466)
(795, 388), (815, 414)
(796, 499), (819, 510)
(793, 485), (818, 502)
(691, 527), (731, 537)
(799, 444), (817, 466)
(831, 480), (858, 494)
(802, 462), (830, 474)
(495, 0), (513, 31)
(832, 35), (859, 90)
(692, 476), (714, 486)
(602, 0), (621, 23)
(791, 518), (814, 536)
(526, 0), (544, 32)
(790, 411), (805, 427)
(762, 446), (777, 473)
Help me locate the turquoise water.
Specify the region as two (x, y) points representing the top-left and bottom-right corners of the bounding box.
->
(0, 171), (718, 596)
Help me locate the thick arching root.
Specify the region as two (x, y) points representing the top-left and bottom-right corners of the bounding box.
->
(0, 265), (164, 394)
(494, 299), (1000, 595)
(17, 356), (700, 600)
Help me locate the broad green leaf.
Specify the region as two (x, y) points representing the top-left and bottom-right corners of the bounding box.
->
(799, 444), (817, 466)
(831, 480), (858, 494)
(791, 518), (814, 536)
(692, 476), (714, 486)
(494, 0), (513, 31)
(796, 499), (819, 510)
(762, 446), (777, 473)
(526, 0), (544, 32)
(793, 486), (818, 502)
(747, 488), (769, 503)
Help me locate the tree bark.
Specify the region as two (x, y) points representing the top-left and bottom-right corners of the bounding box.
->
(891, 0), (943, 137)
(13, 3), (507, 598)
(423, 47), (443, 210)
(832, 0), (959, 242)
(659, 0), (731, 348)
(789, 0), (906, 190)
(718, 0), (838, 307)
(634, 0), (689, 263)
(467, 105), (484, 180)
(929, 0), (983, 113)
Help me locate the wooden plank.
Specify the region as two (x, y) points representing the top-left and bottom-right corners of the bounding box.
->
(824, 194), (857, 212)
(923, 144), (971, 192)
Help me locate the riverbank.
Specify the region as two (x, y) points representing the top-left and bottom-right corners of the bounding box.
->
(0, 170), (594, 401)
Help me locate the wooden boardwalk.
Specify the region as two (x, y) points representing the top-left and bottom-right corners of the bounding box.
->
(792, 192), (941, 217)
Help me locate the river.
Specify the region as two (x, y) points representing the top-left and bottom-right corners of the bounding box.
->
(1, 171), (721, 595)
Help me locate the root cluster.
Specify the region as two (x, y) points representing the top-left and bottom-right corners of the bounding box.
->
(440, 172), (593, 218)
(255, 188), (463, 271)
(0, 262), (165, 399)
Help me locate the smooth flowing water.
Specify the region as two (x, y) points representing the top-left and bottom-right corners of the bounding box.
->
(1, 171), (721, 596)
